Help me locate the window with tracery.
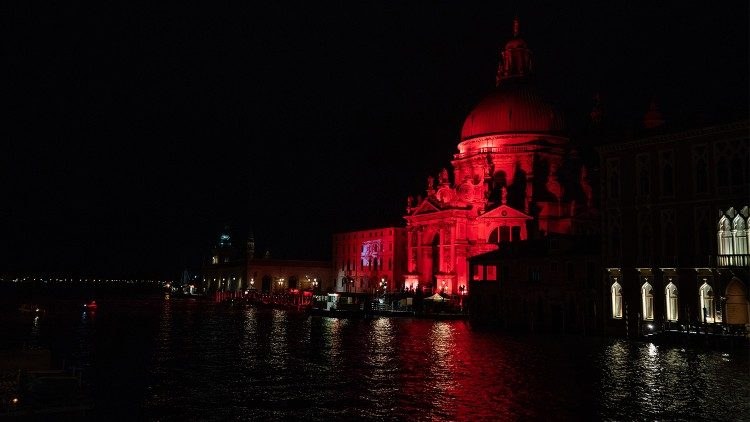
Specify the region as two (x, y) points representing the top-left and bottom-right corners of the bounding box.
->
(611, 280), (622, 319)
(636, 153), (651, 198)
(641, 282), (654, 320)
(665, 282), (678, 322)
(699, 282), (716, 323)
(607, 211), (622, 259)
(659, 150), (674, 197)
(638, 212), (652, 263)
(692, 145), (709, 194)
(661, 209), (676, 262)
(733, 214), (748, 255)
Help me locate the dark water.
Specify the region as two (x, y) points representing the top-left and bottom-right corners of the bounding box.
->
(7, 295), (750, 421)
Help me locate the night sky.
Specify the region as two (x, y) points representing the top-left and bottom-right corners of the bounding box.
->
(6, 2), (748, 279)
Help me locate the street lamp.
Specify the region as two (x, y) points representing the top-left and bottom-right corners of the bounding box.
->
(277, 278), (284, 292)
(312, 278), (318, 290)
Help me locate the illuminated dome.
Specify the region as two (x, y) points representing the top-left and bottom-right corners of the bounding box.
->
(460, 17), (565, 141)
(460, 80), (565, 140)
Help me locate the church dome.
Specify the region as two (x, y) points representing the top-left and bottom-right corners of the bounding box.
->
(460, 79), (565, 140)
(460, 17), (565, 141)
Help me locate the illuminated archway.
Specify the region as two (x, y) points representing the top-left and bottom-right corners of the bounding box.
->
(699, 282), (716, 323)
(725, 278), (749, 325)
(665, 282), (678, 322)
(641, 282), (654, 321)
(611, 281), (622, 319)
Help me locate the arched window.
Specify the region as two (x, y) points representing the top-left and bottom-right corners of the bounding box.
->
(699, 282), (715, 323)
(641, 282), (654, 321)
(692, 145), (708, 193)
(611, 281), (623, 319)
(660, 150), (674, 197)
(665, 282), (678, 322)
(718, 216), (733, 255)
(733, 215), (748, 256)
(725, 278), (749, 325)
(636, 153), (651, 198)
(716, 156), (729, 187)
(607, 158), (621, 199)
(661, 209), (676, 260)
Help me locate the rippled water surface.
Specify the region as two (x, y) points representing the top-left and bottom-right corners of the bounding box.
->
(12, 296), (750, 421)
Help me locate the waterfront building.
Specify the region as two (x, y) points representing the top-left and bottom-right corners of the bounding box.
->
(246, 258), (332, 294)
(331, 227), (407, 293)
(598, 120), (749, 336)
(403, 18), (598, 296)
(202, 228), (333, 293)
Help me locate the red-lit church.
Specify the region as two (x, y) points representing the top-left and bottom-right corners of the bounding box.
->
(403, 18), (597, 296)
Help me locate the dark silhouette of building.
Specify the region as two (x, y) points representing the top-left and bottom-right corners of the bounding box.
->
(598, 119), (749, 337)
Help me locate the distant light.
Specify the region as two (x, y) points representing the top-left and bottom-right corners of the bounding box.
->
(647, 324), (654, 330)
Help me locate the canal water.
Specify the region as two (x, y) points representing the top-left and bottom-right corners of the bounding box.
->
(7, 295), (750, 421)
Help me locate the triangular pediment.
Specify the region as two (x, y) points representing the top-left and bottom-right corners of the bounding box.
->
(410, 199), (441, 215)
(478, 204), (531, 220)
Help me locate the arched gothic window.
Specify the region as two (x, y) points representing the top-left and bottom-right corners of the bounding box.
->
(611, 281), (623, 319)
(636, 154), (651, 198)
(733, 215), (748, 256)
(665, 282), (678, 322)
(699, 282), (715, 323)
(692, 145), (708, 193)
(641, 282), (654, 321)
(718, 216), (733, 256)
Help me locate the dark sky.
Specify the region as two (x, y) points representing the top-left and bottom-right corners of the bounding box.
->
(5, 2), (748, 278)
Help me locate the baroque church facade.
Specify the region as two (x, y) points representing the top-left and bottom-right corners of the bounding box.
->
(404, 18), (597, 296)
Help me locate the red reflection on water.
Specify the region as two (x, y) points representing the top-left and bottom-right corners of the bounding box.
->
(446, 322), (517, 420)
(396, 321), (517, 420)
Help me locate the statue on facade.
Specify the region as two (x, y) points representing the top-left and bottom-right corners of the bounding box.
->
(484, 154), (495, 179)
(427, 175), (435, 192)
(500, 186), (507, 205)
(439, 168), (450, 185)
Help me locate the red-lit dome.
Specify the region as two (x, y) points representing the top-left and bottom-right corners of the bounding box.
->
(460, 80), (565, 140)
